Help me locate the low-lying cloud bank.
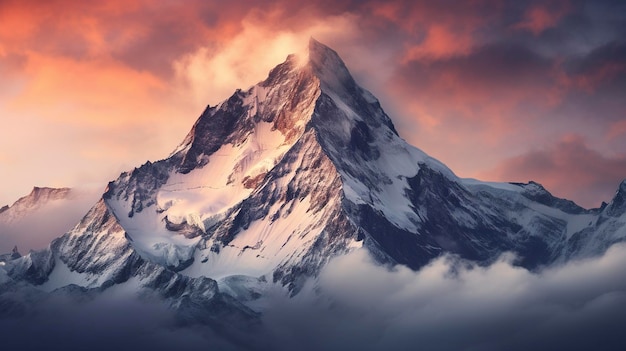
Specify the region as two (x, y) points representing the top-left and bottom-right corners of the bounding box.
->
(2, 244), (626, 351)
(263, 245), (626, 351)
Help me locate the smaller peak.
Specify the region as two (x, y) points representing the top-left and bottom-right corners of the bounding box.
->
(31, 186), (71, 194)
(610, 178), (626, 203)
(518, 181), (586, 214)
(604, 179), (626, 217)
(11, 246), (21, 259)
(29, 186), (71, 199)
(520, 181), (548, 194)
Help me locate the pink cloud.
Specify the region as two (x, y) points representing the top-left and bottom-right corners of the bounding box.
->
(483, 135), (626, 208)
(403, 25), (475, 61)
(0, 0), (623, 210)
(513, 3), (570, 35)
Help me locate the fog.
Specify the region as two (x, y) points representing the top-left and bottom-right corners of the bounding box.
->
(261, 245), (626, 351)
(2, 244), (626, 350)
(0, 284), (241, 351)
(0, 188), (100, 254)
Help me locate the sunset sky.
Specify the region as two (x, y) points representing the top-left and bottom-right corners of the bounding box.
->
(1, 0), (625, 209)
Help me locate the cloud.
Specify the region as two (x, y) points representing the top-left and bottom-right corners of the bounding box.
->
(402, 24), (475, 61)
(513, 3), (570, 35)
(172, 12), (361, 107)
(260, 245), (626, 351)
(608, 119), (626, 140)
(0, 188), (101, 253)
(560, 41), (626, 94)
(483, 135), (626, 208)
(0, 0), (625, 211)
(0, 286), (242, 351)
(2, 242), (626, 350)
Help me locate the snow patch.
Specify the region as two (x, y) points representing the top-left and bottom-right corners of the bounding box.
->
(39, 257), (102, 292)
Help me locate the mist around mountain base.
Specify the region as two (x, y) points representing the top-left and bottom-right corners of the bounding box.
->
(2, 244), (625, 351)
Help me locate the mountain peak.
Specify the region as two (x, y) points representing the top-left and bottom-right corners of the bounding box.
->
(306, 37), (357, 94)
(0, 187), (73, 222)
(604, 178), (626, 216)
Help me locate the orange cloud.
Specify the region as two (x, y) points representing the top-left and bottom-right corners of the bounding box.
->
(513, 4), (569, 35)
(0, 0), (367, 205)
(173, 11), (360, 107)
(0, 0), (623, 211)
(392, 43), (562, 140)
(9, 53), (168, 127)
(403, 25), (475, 61)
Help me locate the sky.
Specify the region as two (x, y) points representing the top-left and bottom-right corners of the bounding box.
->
(0, 0), (625, 209)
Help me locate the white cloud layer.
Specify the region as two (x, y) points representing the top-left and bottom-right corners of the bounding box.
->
(1, 243), (625, 351)
(261, 245), (626, 351)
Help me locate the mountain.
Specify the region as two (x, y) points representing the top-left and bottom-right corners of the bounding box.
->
(0, 187), (99, 253)
(1, 39), (626, 346)
(1, 187), (72, 222)
(98, 38), (625, 287)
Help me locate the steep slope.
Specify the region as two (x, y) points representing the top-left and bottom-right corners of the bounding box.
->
(102, 42), (362, 290)
(560, 180), (626, 260)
